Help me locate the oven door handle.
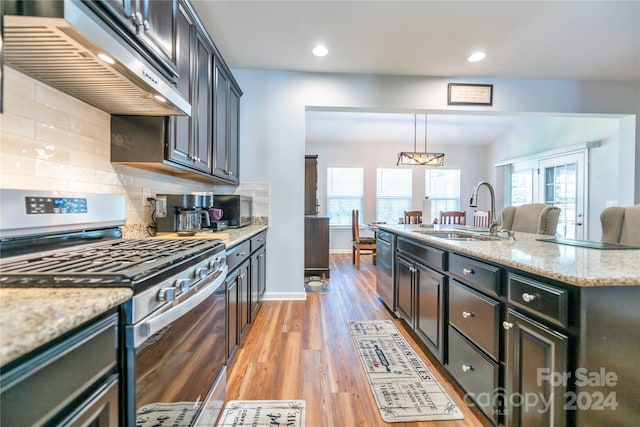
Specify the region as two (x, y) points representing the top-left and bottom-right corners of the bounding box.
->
(137, 265), (228, 345)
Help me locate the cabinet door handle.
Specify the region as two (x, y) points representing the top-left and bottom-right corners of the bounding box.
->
(462, 311), (474, 318)
(462, 268), (474, 275)
(462, 364), (473, 373)
(502, 321), (514, 330)
(522, 293), (537, 303)
(143, 19), (150, 30)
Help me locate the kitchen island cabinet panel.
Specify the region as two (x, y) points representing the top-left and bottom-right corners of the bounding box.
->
(415, 263), (445, 362)
(396, 237), (446, 362)
(449, 279), (500, 360)
(504, 309), (568, 427)
(448, 326), (499, 424)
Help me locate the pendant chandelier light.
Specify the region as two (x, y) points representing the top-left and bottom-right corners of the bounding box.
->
(396, 114), (445, 167)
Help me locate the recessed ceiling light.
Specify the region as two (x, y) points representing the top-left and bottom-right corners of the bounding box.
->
(468, 52), (486, 62)
(312, 45), (328, 57)
(97, 53), (115, 64)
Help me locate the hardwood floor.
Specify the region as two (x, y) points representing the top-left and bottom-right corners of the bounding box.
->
(227, 253), (490, 427)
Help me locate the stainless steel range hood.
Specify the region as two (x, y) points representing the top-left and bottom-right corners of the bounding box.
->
(2, 0), (191, 116)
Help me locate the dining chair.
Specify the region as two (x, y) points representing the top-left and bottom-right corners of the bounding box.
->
(352, 210), (376, 270)
(473, 210), (490, 228)
(440, 211), (466, 225)
(501, 203), (560, 236)
(600, 205), (640, 244)
(403, 210), (423, 224)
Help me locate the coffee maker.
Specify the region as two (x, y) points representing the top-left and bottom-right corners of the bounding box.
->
(154, 194), (209, 234)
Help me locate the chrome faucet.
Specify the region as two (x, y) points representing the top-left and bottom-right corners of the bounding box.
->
(470, 181), (501, 235)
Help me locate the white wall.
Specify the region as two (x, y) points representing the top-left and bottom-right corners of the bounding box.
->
(306, 141), (487, 252)
(485, 115), (629, 240)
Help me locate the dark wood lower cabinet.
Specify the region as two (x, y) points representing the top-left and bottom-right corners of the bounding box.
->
(504, 309), (568, 427)
(396, 253), (445, 363)
(226, 270), (239, 361)
(304, 216), (330, 277)
(250, 246), (266, 321)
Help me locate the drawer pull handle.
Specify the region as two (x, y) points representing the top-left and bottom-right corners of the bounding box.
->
(522, 293), (537, 303)
(462, 268), (474, 275)
(236, 251), (246, 256)
(503, 321), (514, 330)
(462, 364), (473, 373)
(462, 311), (474, 318)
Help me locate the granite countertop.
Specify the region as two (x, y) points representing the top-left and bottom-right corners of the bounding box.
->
(380, 224), (640, 287)
(152, 224), (268, 249)
(0, 287), (133, 367)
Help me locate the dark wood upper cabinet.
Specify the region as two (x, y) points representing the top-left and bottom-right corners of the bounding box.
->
(167, 1), (192, 166)
(212, 57), (241, 184)
(305, 155), (319, 215)
(110, 0), (242, 184)
(93, 0), (178, 81)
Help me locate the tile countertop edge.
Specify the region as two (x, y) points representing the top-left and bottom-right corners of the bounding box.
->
(379, 224), (640, 287)
(0, 287), (133, 367)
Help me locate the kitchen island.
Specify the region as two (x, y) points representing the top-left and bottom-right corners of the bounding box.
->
(377, 223), (639, 427)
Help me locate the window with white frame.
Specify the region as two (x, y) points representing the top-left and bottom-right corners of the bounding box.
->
(425, 169), (461, 223)
(376, 168), (412, 224)
(326, 167), (364, 226)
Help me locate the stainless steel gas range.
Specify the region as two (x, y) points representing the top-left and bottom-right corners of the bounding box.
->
(0, 189), (228, 426)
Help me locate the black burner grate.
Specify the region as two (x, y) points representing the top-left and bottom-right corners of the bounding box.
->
(0, 238), (224, 287)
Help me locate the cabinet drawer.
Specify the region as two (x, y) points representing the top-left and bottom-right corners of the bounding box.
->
(250, 231), (267, 253)
(508, 273), (568, 328)
(448, 326), (499, 423)
(449, 280), (500, 360)
(449, 254), (501, 297)
(0, 315), (117, 426)
(227, 240), (251, 272)
(397, 237), (446, 272)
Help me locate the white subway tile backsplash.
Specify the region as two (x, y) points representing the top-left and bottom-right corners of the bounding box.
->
(0, 112), (35, 139)
(0, 154), (36, 177)
(4, 67), (36, 100)
(35, 122), (101, 153)
(36, 82), (108, 127)
(69, 116), (110, 142)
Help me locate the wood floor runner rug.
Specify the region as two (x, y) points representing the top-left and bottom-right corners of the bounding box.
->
(348, 320), (464, 422)
(216, 400), (306, 427)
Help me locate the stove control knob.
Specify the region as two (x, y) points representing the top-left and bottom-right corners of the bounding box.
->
(158, 287), (176, 302)
(175, 278), (191, 293)
(195, 267), (209, 279)
(210, 257), (224, 270)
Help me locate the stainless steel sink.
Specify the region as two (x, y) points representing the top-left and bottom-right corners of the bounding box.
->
(413, 230), (502, 241)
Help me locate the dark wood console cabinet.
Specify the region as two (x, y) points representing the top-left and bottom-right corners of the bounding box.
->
(304, 216), (330, 278)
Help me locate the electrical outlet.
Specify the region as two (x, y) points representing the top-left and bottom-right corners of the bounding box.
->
(606, 200), (618, 207)
(142, 188), (152, 206)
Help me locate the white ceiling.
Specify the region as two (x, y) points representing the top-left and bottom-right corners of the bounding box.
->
(190, 1), (639, 146)
(191, 1), (640, 82)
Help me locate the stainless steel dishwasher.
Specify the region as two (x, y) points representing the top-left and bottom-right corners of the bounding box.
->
(376, 229), (395, 312)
